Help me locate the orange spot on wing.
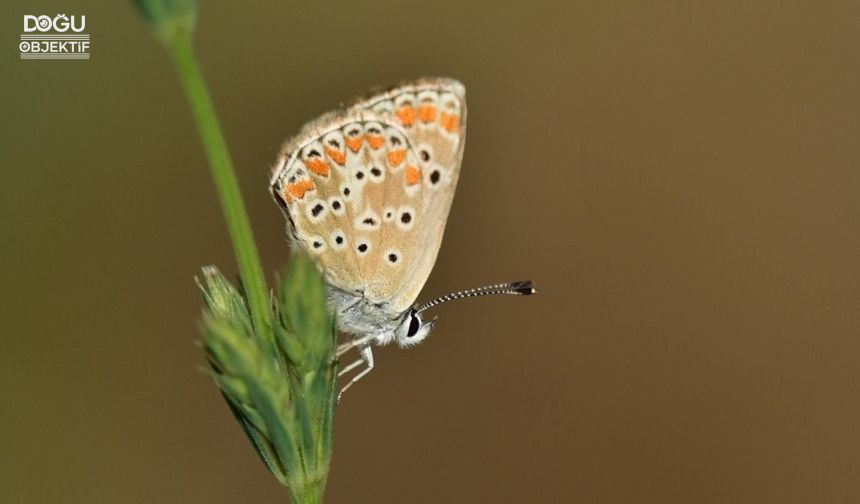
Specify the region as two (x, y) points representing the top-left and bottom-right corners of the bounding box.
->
(345, 135), (364, 153)
(325, 147), (346, 165)
(303, 158), (330, 177)
(405, 165), (421, 185)
(396, 106), (416, 126)
(418, 104), (437, 123)
(440, 112), (459, 132)
(367, 134), (384, 149)
(388, 148), (406, 167)
(285, 179), (315, 200)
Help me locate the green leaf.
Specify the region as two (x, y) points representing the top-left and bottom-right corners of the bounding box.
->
(220, 390), (289, 486)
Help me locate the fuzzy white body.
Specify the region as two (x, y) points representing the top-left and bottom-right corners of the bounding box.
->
(328, 285), (433, 347)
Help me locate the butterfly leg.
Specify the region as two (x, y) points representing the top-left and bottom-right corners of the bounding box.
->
(337, 345), (374, 403)
(337, 356), (366, 377)
(336, 333), (376, 358)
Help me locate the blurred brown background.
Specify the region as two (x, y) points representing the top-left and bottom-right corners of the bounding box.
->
(2, 0), (859, 502)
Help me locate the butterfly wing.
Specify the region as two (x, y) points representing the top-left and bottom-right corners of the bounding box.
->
(352, 78), (467, 312)
(271, 78), (467, 315)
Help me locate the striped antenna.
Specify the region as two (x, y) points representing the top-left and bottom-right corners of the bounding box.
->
(415, 280), (536, 314)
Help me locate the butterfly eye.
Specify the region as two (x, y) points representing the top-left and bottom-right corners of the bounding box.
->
(406, 311), (420, 337)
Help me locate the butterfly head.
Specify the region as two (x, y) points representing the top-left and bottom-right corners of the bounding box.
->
(394, 308), (437, 348)
(394, 280), (537, 348)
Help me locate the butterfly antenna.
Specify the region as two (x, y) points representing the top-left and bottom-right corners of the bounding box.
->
(416, 280), (536, 314)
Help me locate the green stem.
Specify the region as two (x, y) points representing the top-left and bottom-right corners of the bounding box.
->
(165, 31), (271, 343)
(137, 4), (334, 502)
(290, 480), (325, 504)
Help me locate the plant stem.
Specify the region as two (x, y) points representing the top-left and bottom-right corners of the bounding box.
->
(165, 32), (272, 343)
(136, 4), (335, 501)
(291, 481), (324, 504)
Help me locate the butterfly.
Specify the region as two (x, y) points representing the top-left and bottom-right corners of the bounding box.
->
(270, 78), (535, 400)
